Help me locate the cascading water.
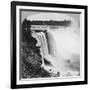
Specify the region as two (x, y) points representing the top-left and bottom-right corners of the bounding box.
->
(35, 31), (60, 76)
(46, 27), (80, 76)
(37, 32), (49, 57)
(32, 31), (50, 68)
(32, 26), (80, 77)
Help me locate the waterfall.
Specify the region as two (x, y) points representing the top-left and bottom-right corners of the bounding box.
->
(32, 31), (50, 68)
(36, 32), (49, 58)
(32, 28), (80, 76)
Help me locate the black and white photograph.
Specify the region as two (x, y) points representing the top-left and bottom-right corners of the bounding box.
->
(20, 11), (80, 79)
(11, 1), (87, 89)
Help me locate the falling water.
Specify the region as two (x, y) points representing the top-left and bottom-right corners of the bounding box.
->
(32, 26), (80, 77)
(36, 32), (49, 58)
(32, 31), (50, 68)
(46, 27), (80, 76)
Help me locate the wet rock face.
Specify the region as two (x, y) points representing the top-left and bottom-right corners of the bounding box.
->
(21, 19), (52, 79)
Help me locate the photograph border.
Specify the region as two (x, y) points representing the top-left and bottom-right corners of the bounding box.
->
(11, 1), (88, 89)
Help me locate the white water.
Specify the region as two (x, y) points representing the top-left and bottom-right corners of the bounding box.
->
(46, 27), (80, 76)
(29, 12), (80, 77)
(32, 26), (80, 77)
(32, 31), (49, 67)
